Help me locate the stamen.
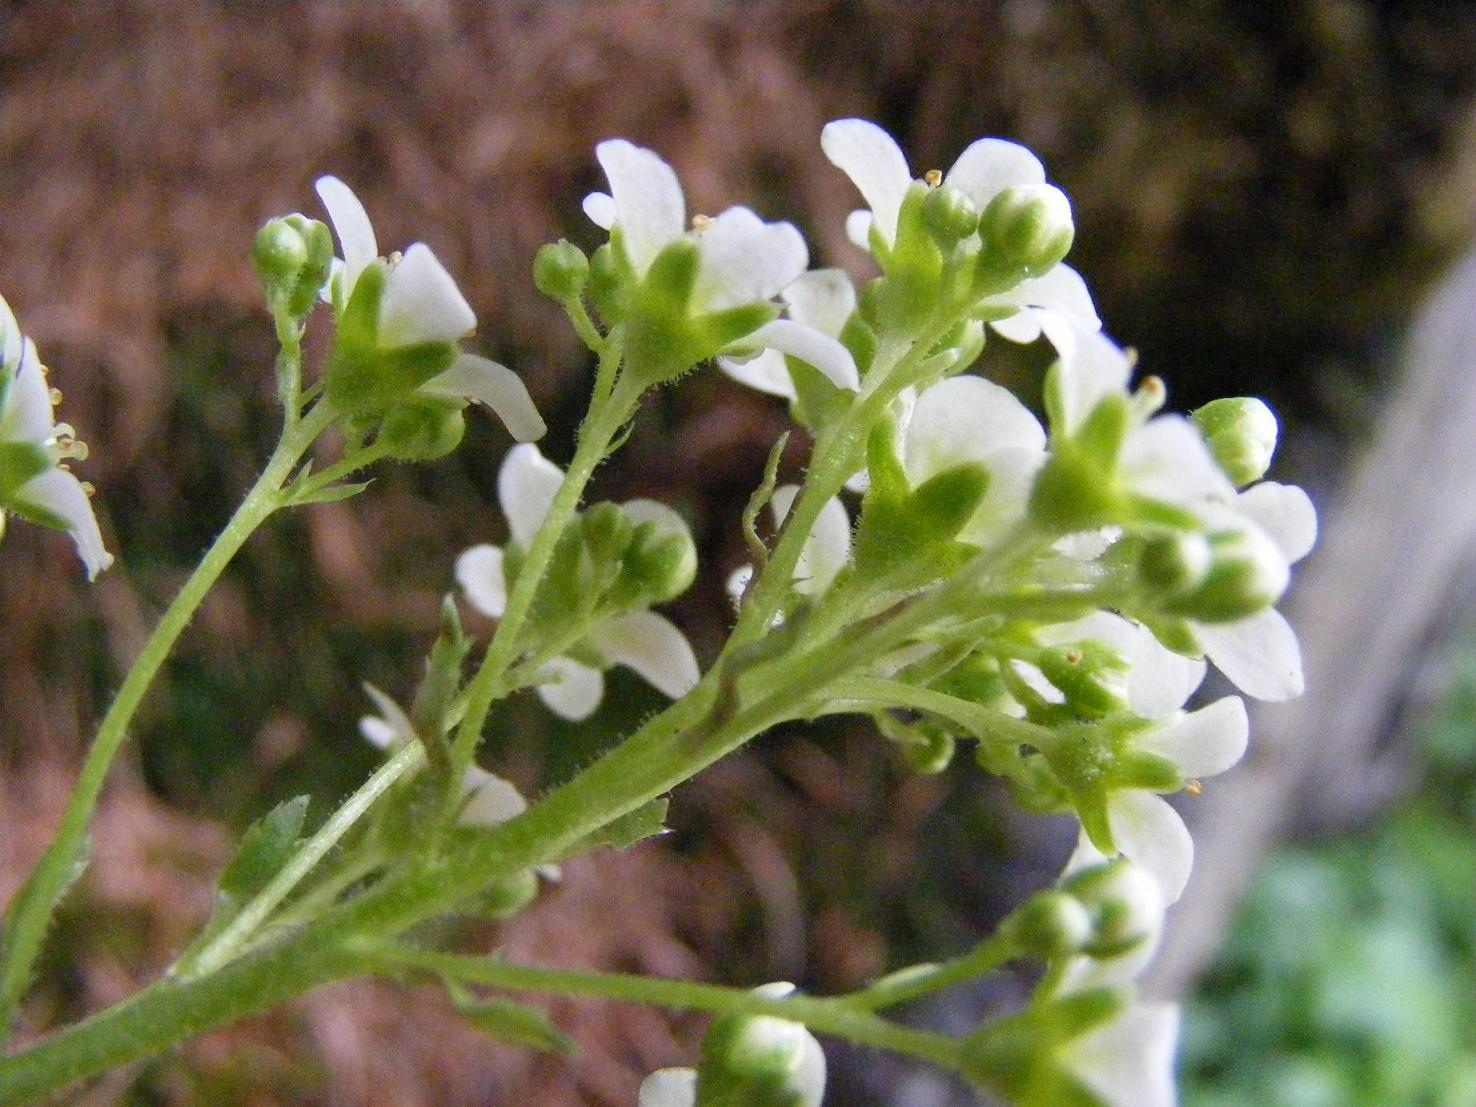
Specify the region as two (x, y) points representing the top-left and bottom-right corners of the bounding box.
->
(1184, 778), (1203, 796)
(81, 481), (96, 498)
(923, 169), (943, 187)
(49, 387), (63, 406)
(1065, 649), (1083, 665)
(691, 214), (713, 232)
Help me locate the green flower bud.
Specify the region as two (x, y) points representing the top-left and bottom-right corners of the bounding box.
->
(621, 522), (698, 605)
(697, 985), (826, 1107)
(922, 184), (980, 244)
(1163, 526), (1288, 623)
(1192, 396), (1278, 487)
(1061, 859), (1164, 958)
(252, 214), (334, 318)
(1036, 640), (1131, 720)
(979, 184), (1075, 278)
(377, 395), (466, 461)
(1138, 531), (1212, 595)
(465, 868), (540, 920)
(533, 239), (590, 301)
(580, 501), (635, 567)
(1001, 889), (1094, 959)
(585, 243), (626, 324)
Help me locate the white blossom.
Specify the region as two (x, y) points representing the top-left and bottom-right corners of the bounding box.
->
(1061, 1002), (1180, 1107)
(718, 269), (861, 397)
(316, 176), (544, 442)
(0, 296), (112, 579)
(456, 444), (700, 722)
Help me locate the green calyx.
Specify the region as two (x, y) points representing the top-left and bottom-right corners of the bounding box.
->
(377, 395), (466, 461)
(252, 214), (334, 319)
(533, 239), (590, 302)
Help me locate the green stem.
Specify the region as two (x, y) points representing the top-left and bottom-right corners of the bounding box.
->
(828, 677), (1052, 748)
(368, 946), (963, 1070)
(173, 743), (425, 981)
(0, 402), (335, 1040)
(844, 935), (1017, 1012)
(288, 440), (391, 502)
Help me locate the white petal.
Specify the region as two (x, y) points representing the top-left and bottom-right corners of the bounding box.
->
(455, 543), (508, 618)
(622, 498), (693, 543)
(315, 176), (379, 295)
(693, 207), (809, 311)
(821, 119), (913, 245)
(423, 353), (546, 442)
(16, 467), (112, 580)
(718, 349), (798, 399)
(989, 310), (1045, 344)
(902, 375), (1045, 484)
(1195, 607), (1304, 701)
(771, 486), (851, 595)
(1065, 1003), (1180, 1107)
(497, 443), (564, 548)
(1106, 791), (1193, 903)
(594, 139), (685, 275)
(1054, 528), (1118, 561)
(1236, 482), (1316, 563)
(0, 294), (21, 371)
(1137, 695), (1248, 778)
(959, 445), (1045, 548)
(536, 657), (605, 721)
(727, 563), (754, 606)
(358, 715), (400, 751)
(1120, 416), (1235, 505)
(994, 265), (1100, 330)
(589, 611), (700, 700)
(458, 766), (529, 828)
(582, 191), (616, 230)
(1041, 318), (1131, 434)
(1124, 623), (1205, 718)
(361, 683), (416, 748)
(637, 1068), (697, 1107)
(845, 210), (875, 251)
(781, 269), (856, 338)
(377, 243), (476, 347)
(1, 341), (54, 443)
(742, 319), (858, 392)
(943, 137), (1044, 209)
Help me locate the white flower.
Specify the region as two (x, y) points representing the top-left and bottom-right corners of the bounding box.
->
(583, 139), (810, 318)
(1041, 612), (1249, 901)
(0, 296), (112, 579)
(358, 684), (530, 829)
(892, 374), (1048, 547)
(717, 269), (861, 396)
(456, 443), (700, 722)
(1057, 851), (1167, 993)
(820, 118), (1098, 336)
(1060, 1002), (1180, 1107)
(727, 484), (852, 605)
(315, 176), (544, 442)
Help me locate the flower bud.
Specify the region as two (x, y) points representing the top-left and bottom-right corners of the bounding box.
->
(1062, 859), (1165, 958)
(377, 395), (466, 461)
(1192, 397), (1278, 487)
(252, 214), (334, 318)
(581, 501), (635, 567)
(1138, 531), (1212, 595)
(533, 239), (591, 301)
(1001, 889), (1094, 959)
(621, 522), (698, 605)
(922, 184), (980, 244)
(1163, 525), (1288, 623)
(697, 984), (826, 1107)
(1036, 641), (1131, 720)
(979, 184), (1075, 277)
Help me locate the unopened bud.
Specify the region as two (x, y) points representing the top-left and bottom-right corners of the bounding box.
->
(377, 396), (466, 461)
(1138, 531), (1212, 595)
(1001, 890), (1094, 959)
(979, 184), (1075, 277)
(622, 523), (698, 605)
(533, 239), (591, 301)
(922, 184), (980, 244)
(1193, 397), (1278, 487)
(581, 502), (635, 566)
(1063, 859), (1164, 958)
(697, 984), (827, 1107)
(253, 214), (334, 317)
(1164, 526), (1288, 623)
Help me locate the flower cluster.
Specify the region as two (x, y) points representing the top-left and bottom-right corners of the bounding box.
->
(0, 295), (111, 579)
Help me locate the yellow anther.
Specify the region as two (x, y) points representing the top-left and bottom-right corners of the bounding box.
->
(81, 481), (96, 498)
(691, 214), (713, 232)
(49, 387), (63, 406)
(924, 169), (943, 187)
(1139, 375), (1165, 400)
(1065, 649), (1083, 665)
(1184, 779), (1203, 796)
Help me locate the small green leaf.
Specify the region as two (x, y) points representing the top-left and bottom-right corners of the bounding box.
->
(553, 798), (669, 861)
(447, 983), (576, 1054)
(291, 480), (374, 506)
(218, 795), (310, 902)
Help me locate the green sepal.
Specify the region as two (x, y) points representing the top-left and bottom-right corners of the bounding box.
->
(551, 797), (669, 862)
(446, 981), (577, 1054)
(610, 519), (697, 607)
(1029, 449), (1116, 534)
(787, 357), (853, 433)
(1139, 614), (1202, 658)
(217, 796), (310, 903)
(288, 479), (374, 507)
(1035, 641), (1131, 721)
(960, 988), (1125, 1105)
(1116, 749), (1182, 793)
(854, 462), (990, 576)
(909, 462), (992, 541)
(586, 243), (628, 325)
(875, 714), (956, 774)
(839, 314), (877, 381)
(533, 239), (591, 302)
(325, 338), (459, 418)
(410, 596), (472, 752)
(459, 869), (540, 920)
(0, 442), (52, 500)
(697, 998), (818, 1107)
(1075, 393), (1129, 469)
(581, 502), (635, 569)
(862, 418), (909, 506)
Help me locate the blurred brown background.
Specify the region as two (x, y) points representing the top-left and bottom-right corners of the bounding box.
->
(2, 1), (1475, 1104)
